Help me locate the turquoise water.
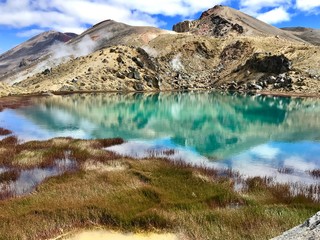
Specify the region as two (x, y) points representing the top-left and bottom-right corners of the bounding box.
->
(1, 92), (320, 183)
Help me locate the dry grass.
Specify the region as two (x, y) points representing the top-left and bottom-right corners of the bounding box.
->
(13, 150), (45, 168)
(82, 160), (127, 173)
(0, 128), (12, 136)
(308, 169), (320, 178)
(0, 137), (318, 240)
(0, 96), (32, 111)
(0, 169), (19, 183)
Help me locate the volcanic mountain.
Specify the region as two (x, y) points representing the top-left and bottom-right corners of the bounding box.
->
(0, 31), (77, 79)
(0, 20), (171, 84)
(69, 19), (171, 49)
(173, 5), (308, 43)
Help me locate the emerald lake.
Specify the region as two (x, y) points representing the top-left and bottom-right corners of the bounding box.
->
(1, 92), (320, 184)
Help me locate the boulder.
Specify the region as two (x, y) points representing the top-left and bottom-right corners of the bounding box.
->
(227, 81), (238, 91)
(71, 77), (78, 83)
(137, 47), (158, 71)
(133, 82), (144, 91)
(266, 76), (277, 84)
(127, 70), (141, 80)
(172, 20), (196, 33)
(42, 68), (51, 75)
(133, 71), (141, 80)
(247, 82), (263, 90)
(116, 56), (124, 64)
(116, 72), (126, 79)
(18, 58), (28, 68)
(272, 211), (320, 240)
(132, 57), (144, 68)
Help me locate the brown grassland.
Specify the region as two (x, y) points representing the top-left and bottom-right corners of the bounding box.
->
(0, 133), (318, 240)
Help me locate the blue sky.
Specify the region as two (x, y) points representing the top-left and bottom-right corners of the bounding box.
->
(0, 0), (320, 54)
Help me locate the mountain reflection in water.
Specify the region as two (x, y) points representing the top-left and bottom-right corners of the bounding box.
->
(0, 92), (319, 183)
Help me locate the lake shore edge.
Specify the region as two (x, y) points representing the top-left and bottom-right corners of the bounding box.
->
(0, 88), (320, 101)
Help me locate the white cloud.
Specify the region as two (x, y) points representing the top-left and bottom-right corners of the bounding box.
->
(250, 144), (280, 160)
(239, 0), (292, 24)
(0, 0), (320, 37)
(16, 29), (44, 37)
(0, 0), (227, 35)
(108, 0), (226, 16)
(257, 7), (291, 24)
(296, 0), (320, 11)
(240, 0), (320, 21)
(283, 156), (317, 171)
(240, 1), (289, 14)
(240, 0), (292, 12)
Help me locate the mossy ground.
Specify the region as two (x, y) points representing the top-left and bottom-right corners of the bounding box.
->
(0, 134), (318, 240)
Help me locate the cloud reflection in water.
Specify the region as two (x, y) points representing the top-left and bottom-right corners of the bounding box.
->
(0, 92), (319, 185)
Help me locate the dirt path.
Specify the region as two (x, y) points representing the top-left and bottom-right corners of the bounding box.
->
(57, 230), (178, 240)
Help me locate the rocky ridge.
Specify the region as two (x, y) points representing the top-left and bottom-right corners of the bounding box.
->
(282, 27), (320, 46)
(69, 19), (170, 49)
(0, 31), (77, 81)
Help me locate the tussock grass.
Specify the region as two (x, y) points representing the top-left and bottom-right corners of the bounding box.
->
(94, 138), (124, 148)
(0, 169), (19, 183)
(0, 137), (318, 239)
(308, 169), (320, 178)
(0, 127), (12, 136)
(0, 136), (19, 166)
(0, 96), (32, 112)
(243, 176), (320, 205)
(1, 135), (18, 146)
(278, 167), (294, 174)
(13, 150), (45, 168)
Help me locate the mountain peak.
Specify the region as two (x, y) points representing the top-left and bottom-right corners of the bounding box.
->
(172, 5), (303, 42)
(199, 5), (226, 19)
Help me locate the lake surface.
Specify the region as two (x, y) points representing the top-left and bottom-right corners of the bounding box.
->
(1, 92), (320, 184)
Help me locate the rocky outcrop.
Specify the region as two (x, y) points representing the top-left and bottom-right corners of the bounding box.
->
(272, 211), (320, 240)
(244, 53), (292, 74)
(18, 59), (28, 68)
(208, 16), (243, 37)
(220, 41), (253, 63)
(172, 10), (244, 37)
(172, 5), (304, 43)
(172, 20), (198, 33)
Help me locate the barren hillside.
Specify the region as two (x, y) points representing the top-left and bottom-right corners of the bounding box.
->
(0, 31), (76, 80)
(282, 27), (320, 45)
(0, 20), (171, 86)
(70, 19), (172, 48)
(11, 33), (320, 97)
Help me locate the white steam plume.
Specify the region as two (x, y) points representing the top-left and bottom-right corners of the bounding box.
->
(51, 35), (97, 60)
(141, 45), (158, 58)
(170, 53), (184, 71)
